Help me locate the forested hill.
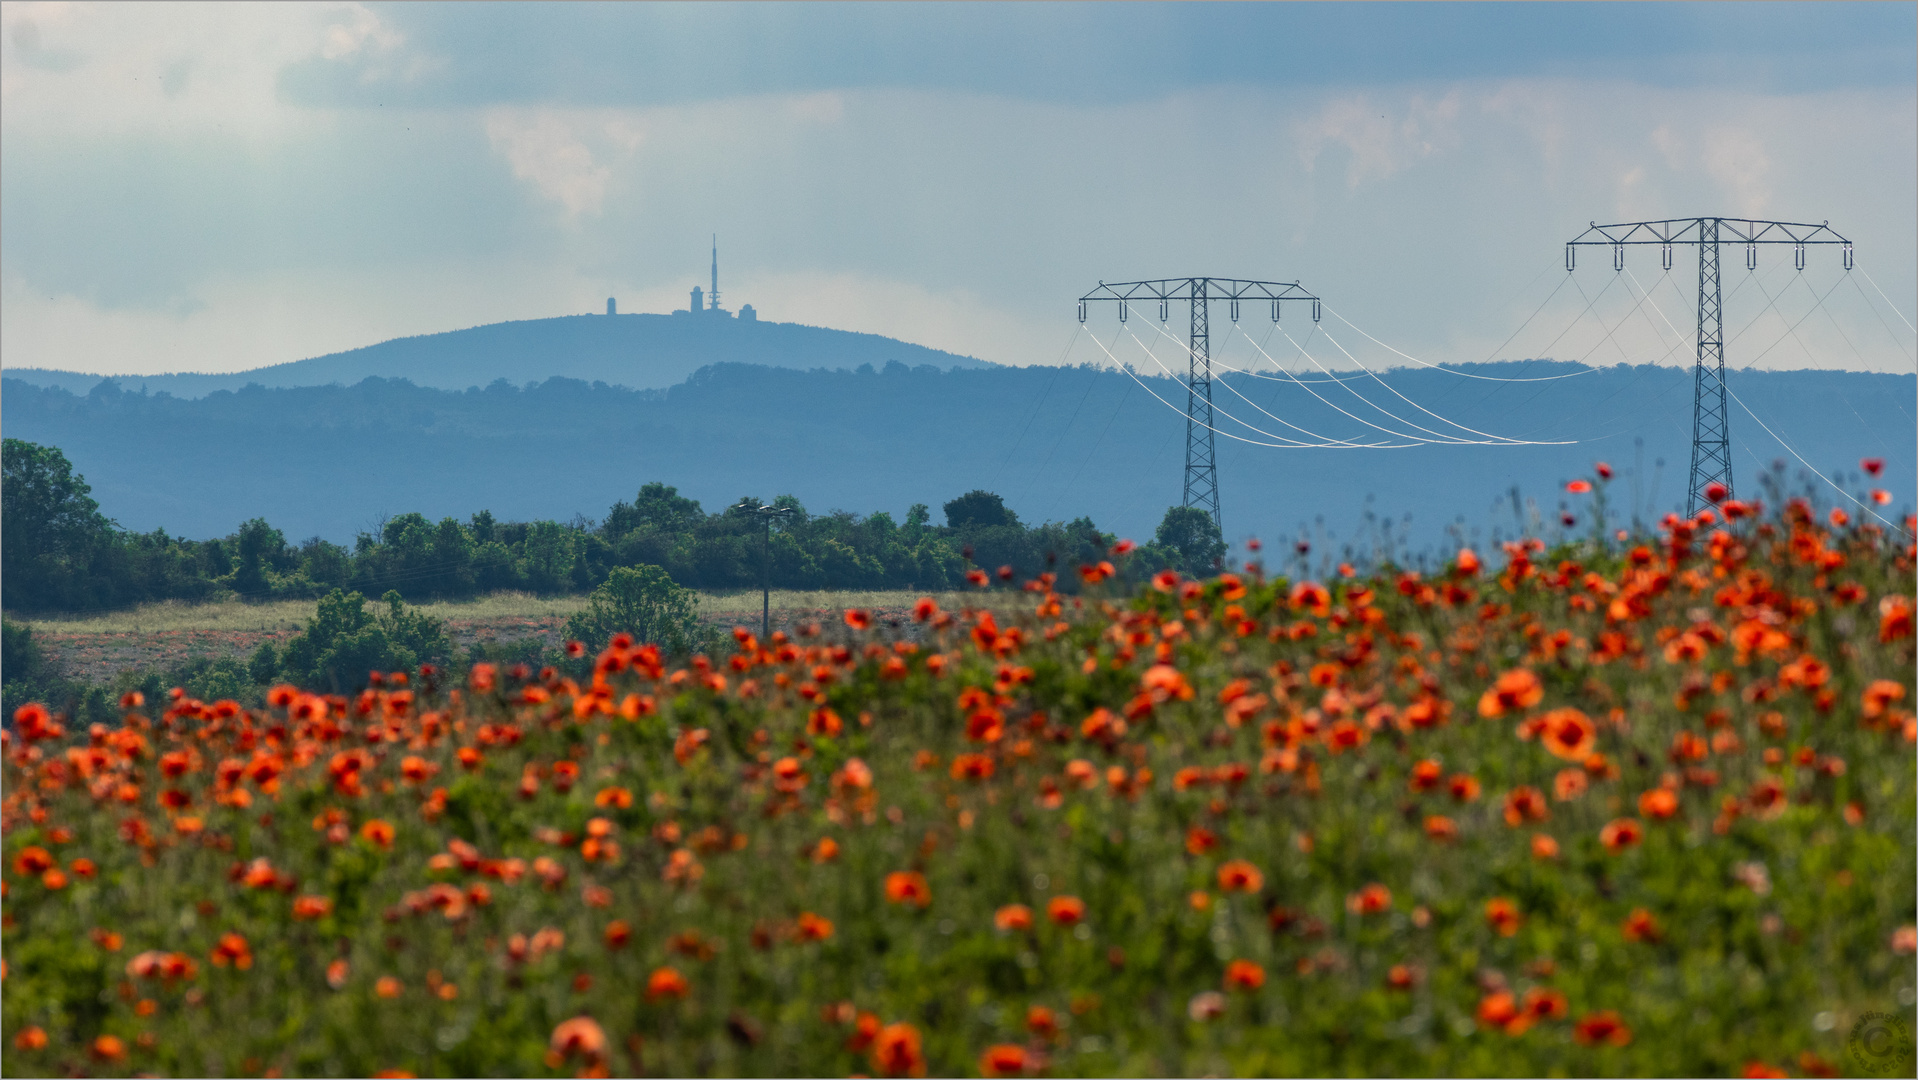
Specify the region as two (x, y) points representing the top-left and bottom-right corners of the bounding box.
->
(3, 361), (1911, 557)
(3, 312), (994, 398)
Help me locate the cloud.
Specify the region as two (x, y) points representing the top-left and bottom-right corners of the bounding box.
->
(484, 108), (647, 219)
(1702, 129), (1772, 218)
(1296, 92), (1464, 188)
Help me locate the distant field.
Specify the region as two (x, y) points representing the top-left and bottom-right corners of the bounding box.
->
(14, 589), (1021, 683)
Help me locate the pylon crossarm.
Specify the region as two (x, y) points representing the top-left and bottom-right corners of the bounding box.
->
(1566, 218), (1850, 247)
(1080, 279), (1318, 304)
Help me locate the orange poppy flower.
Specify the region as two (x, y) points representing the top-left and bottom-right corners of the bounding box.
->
(844, 608), (873, 630)
(1553, 767), (1589, 801)
(1862, 679), (1907, 719)
(91, 1035), (127, 1062)
(885, 871), (932, 908)
(292, 895), (333, 921)
(646, 966), (689, 1000)
(995, 904), (1034, 932)
(1599, 818), (1643, 853)
(549, 1016), (607, 1063)
(1637, 788), (1679, 820)
(1621, 908), (1661, 943)
(812, 837), (841, 864)
(1484, 897), (1523, 937)
(795, 911), (835, 942)
(360, 819), (396, 850)
(980, 1044), (1028, 1077)
(1524, 986), (1568, 1019)
(1503, 786), (1549, 825)
(1566, 479), (1593, 494)
(1478, 669), (1544, 718)
(1216, 859), (1264, 893)
(1347, 883), (1393, 915)
(375, 976), (402, 998)
(13, 1026), (48, 1051)
(1047, 895), (1087, 926)
(1477, 990), (1530, 1036)
(1185, 827), (1219, 855)
(604, 920), (632, 949)
(871, 1022), (926, 1077)
(1424, 815), (1459, 843)
(1408, 759), (1444, 792)
(1531, 833), (1560, 860)
(1574, 1010), (1632, 1046)
(1448, 773), (1481, 802)
(950, 753), (995, 781)
(327, 959), (350, 990)
(1223, 959), (1265, 991)
(1025, 1004), (1059, 1037)
(1539, 708), (1598, 762)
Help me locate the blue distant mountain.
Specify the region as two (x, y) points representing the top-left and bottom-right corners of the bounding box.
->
(1, 312), (995, 398)
(3, 361), (1909, 560)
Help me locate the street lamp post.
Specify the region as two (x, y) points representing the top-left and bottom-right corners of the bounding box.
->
(733, 501), (795, 640)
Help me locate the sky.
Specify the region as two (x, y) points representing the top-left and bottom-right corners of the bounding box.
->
(3, 1), (1915, 380)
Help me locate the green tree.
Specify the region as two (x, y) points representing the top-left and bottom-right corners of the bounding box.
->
(279, 588), (451, 692)
(1154, 505), (1226, 575)
(943, 490), (1018, 529)
(562, 565), (698, 653)
(1, 439), (117, 611)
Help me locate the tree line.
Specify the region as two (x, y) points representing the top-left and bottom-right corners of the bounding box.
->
(2, 438), (1227, 616)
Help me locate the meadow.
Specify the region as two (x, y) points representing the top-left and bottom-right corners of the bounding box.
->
(3, 490), (1914, 1078)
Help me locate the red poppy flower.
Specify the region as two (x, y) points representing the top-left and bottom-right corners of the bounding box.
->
(844, 608), (872, 630)
(1347, 883), (1393, 915)
(1478, 668), (1544, 718)
(1217, 860), (1264, 893)
(1637, 788), (1680, 820)
(1600, 818), (1643, 853)
(1574, 1010), (1632, 1046)
(980, 1044), (1028, 1077)
(549, 1016), (607, 1064)
(646, 966), (689, 1000)
(1566, 479), (1593, 494)
(995, 904), (1034, 932)
(1485, 897), (1523, 937)
(1539, 708), (1598, 762)
(1621, 907), (1661, 943)
(871, 1022), (926, 1077)
(1223, 959), (1265, 991)
(1862, 457), (1885, 476)
(1047, 895), (1087, 925)
(885, 871), (932, 908)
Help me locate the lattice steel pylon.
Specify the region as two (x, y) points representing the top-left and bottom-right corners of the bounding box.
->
(1079, 278), (1321, 535)
(1566, 218), (1851, 515)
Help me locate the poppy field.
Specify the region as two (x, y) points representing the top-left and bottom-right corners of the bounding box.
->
(3, 490), (1914, 1078)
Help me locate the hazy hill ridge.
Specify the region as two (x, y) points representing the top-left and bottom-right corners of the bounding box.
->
(3, 312), (995, 398)
(3, 362), (1909, 557)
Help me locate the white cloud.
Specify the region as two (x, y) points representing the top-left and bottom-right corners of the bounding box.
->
(484, 109), (624, 219)
(1702, 128), (1772, 218)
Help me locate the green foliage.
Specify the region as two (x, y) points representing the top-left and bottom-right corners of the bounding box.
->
(1153, 505), (1227, 575)
(943, 489), (1019, 529)
(562, 565), (698, 652)
(279, 589), (452, 691)
(4, 437), (1151, 620)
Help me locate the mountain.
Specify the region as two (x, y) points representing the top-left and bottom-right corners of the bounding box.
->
(4, 362), (1909, 560)
(0, 312), (995, 398)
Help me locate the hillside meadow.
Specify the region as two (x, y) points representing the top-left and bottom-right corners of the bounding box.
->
(3, 491), (1914, 1077)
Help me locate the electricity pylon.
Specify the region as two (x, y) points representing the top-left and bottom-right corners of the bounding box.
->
(1566, 218), (1851, 515)
(1079, 278), (1320, 535)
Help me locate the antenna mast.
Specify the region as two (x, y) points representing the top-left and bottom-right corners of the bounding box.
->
(1566, 218), (1850, 514)
(710, 235), (720, 312)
